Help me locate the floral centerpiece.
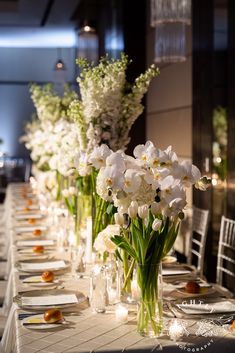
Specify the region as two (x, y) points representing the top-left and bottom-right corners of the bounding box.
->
(92, 141), (210, 336)
(22, 83), (78, 176)
(69, 54), (160, 243)
(21, 83), (83, 243)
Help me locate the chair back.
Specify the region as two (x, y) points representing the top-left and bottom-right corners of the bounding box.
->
(188, 206), (209, 277)
(216, 215), (235, 289)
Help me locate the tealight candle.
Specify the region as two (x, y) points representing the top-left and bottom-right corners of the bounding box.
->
(115, 304), (128, 323)
(168, 319), (184, 341)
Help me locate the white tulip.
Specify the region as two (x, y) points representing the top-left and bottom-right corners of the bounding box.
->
(128, 201), (138, 219)
(62, 189), (69, 198)
(152, 219), (162, 231)
(68, 186), (77, 196)
(114, 213), (125, 226)
(138, 205), (149, 219)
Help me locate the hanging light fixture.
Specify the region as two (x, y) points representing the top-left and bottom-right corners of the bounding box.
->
(150, 0), (191, 63)
(77, 21), (98, 64)
(53, 48), (66, 71)
(150, 0), (191, 26)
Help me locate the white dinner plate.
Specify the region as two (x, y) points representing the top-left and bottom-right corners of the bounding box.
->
(18, 248), (53, 255)
(16, 232), (46, 240)
(14, 289), (88, 310)
(176, 300), (235, 315)
(16, 239), (55, 247)
(15, 205), (39, 211)
(177, 285), (215, 297)
(22, 276), (61, 288)
(14, 214), (44, 220)
(21, 314), (65, 330)
(15, 226), (47, 234)
(16, 259), (70, 273)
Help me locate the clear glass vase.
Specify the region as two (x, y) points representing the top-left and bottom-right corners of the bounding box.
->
(75, 192), (92, 247)
(137, 262), (163, 337)
(118, 254), (136, 304)
(90, 264), (108, 313)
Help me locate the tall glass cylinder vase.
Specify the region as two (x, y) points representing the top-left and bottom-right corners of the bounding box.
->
(118, 252), (136, 304)
(75, 192), (92, 251)
(137, 262), (163, 337)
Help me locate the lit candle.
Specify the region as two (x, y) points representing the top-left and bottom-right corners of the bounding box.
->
(115, 304), (128, 323)
(168, 319), (184, 341)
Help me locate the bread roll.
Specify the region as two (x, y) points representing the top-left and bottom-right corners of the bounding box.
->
(32, 245), (44, 253)
(27, 199), (33, 206)
(28, 218), (36, 224)
(44, 309), (63, 323)
(33, 229), (42, 236)
(185, 281), (200, 294)
(231, 320), (235, 331)
(41, 270), (54, 282)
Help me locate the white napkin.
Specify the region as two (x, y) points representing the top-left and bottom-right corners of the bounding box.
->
(21, 294), (78, 306)
(20, 260), (66, 271)
(15, 226), (47, 233)
(177, 300), (235, 314)
(15, 205), (39, 211)
(162, 269), (191, 276)
(14, 214), (43, 220)
(17, 239), (54, 247)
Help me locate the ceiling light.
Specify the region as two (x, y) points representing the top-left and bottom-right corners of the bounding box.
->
(54, 48), (66, 71)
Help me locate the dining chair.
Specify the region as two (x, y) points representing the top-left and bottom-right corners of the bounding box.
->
(216, 215), (235, 294)
(187, 206), (209, 278)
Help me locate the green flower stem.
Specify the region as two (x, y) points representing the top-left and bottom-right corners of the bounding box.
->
(91, 167), (113, 244)
(55, 170), (62, 201)
(137, 263), (162, 337)
(123, 257), (135, 291)
(74, 203), (80, 246)
(92, 195), (108, 241)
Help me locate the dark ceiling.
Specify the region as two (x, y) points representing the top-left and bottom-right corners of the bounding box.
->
(0, 0), (86, 28)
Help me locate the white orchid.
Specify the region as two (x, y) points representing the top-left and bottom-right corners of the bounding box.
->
(174, 160), (201, 187)
(95, 141), (210, 222)
(96, 166), (124, 195)
(74, 151), (92, 177)
(123, 169), (142, 193)
(89, 144), (112, 170)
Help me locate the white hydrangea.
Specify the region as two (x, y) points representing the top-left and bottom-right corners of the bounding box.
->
(94, 224), (120, 254)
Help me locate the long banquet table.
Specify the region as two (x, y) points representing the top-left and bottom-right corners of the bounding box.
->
(1, 183), (235, 353)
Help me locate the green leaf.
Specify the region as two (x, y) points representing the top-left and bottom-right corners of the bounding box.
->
(115, 249), (122, 262)
(162, 223), (180, 257)
(130, 220), (145, 263)
(111, 235), (137, 260)
(106, 203), (117, 215)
